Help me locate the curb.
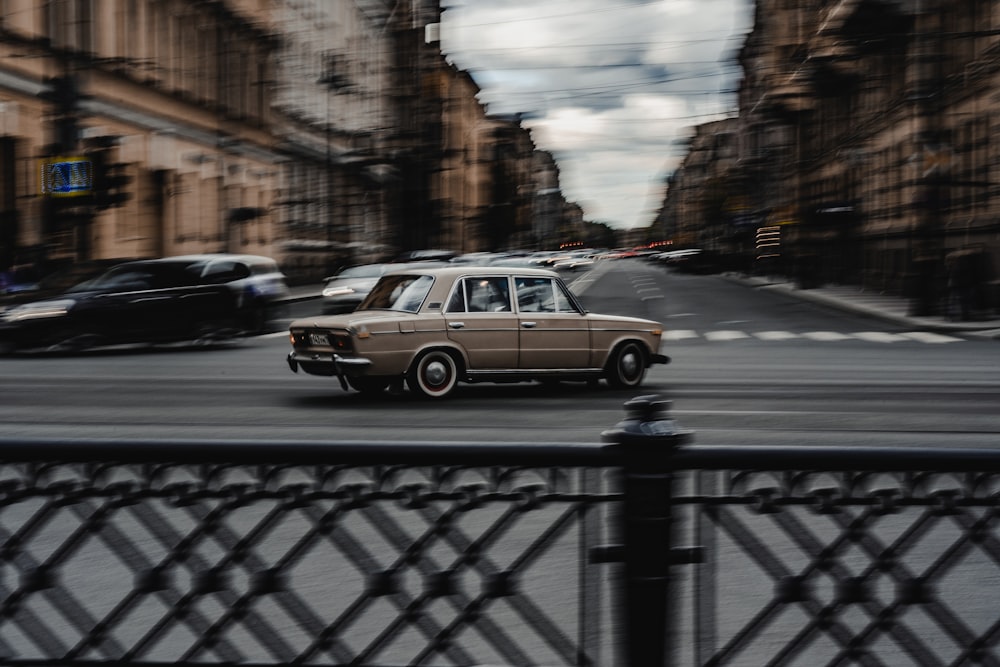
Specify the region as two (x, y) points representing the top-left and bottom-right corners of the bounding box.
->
(722, 273), (1000, 336)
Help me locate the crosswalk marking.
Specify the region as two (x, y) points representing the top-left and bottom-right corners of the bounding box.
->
(900, 331), (964, 344)
(754, 331), (800, 341)
(662, 330), (965, 343)
(802, 331), (853, 341)
(704, 330), (750, 341)
(853, 331), (910, 343)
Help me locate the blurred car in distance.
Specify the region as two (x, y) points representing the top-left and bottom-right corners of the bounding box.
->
(0, 259), (132, 312)
(0, 254), (288, 354)
(551, 251), (596, 271)
(394, 249), (458, 263)
(486, 256), (545, 269)
(449, 252), (511, 265)
(172, 254), (290, 330)
(653, 248), (722, 274)
(322, 263), (397, 314)
(287, 265), (669, 398)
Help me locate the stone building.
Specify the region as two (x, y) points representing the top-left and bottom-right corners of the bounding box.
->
(665, 0), (1000, 315)
(270, 0), (399, 281)
(0, 0), (284, 276)
(0, 0), (574, 286)
(659, 119), (740, 255)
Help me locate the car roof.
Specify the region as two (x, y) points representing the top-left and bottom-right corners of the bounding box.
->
(164, 253), (279, 266)
(383, 265), (560, 279)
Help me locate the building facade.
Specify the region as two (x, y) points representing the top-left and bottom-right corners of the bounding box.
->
(662, 0), (1000, 316)
(0, 0), (574, 287)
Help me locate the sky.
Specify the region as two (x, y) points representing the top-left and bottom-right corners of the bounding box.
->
(440, 0), (755, 230)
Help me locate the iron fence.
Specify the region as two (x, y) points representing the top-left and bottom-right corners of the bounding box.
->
(0, 396), (999, 666)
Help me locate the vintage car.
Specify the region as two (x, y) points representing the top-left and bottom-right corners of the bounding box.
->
(287, 265), (669, 398)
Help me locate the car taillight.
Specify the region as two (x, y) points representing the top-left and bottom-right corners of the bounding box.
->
(330, 334), (353, 352)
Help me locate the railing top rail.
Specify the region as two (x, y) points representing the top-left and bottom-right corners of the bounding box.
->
(674, 444), (1000, 472)
(4, 438), (1000, 472)
(0, 437), (614, 466)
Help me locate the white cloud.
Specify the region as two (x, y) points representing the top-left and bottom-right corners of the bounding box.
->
(442, 0), (753, 229)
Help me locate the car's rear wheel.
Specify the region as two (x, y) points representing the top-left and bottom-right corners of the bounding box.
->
(606, 341), (647, 388)
(407, 349), (460, 398)
(193, 320), (241, 346)
(347, 376), (390, 394)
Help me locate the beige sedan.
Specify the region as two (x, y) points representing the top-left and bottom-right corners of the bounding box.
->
(287, 265), (669, 398)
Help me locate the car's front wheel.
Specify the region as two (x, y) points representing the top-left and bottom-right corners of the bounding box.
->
(407, 349), (460, 398)
(606, 341), (647, 388)
(43, 327), (105, 354)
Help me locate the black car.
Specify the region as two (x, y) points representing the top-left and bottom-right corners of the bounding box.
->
(0, 255), (286, 354)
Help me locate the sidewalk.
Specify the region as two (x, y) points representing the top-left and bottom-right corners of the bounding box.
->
(725, 273), (1000, 339)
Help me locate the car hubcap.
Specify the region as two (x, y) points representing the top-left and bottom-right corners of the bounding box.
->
(425, 360), (449, 387)
(621, 351), (639, 379)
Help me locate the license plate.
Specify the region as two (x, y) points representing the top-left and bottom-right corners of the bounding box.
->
(309, 332), (328, 346)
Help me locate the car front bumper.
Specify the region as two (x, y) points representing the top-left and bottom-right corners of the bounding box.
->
(287, 351), (374, 390)
(650, 353), (670, 365)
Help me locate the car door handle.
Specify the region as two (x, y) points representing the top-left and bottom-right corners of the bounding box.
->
(521, 321), (537, 328)
(448, 322), (465, 329)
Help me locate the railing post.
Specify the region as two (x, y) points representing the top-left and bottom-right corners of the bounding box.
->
(602, 395), (693, 667)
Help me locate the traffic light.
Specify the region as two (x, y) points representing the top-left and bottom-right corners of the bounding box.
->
(85, 136), (132, 210)
(39, 76), (82, 153)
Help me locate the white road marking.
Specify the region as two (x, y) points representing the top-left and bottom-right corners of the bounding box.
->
(754, 331), (800, 341)
(802, 331), (853, 341)
(900, 331), (964, 344)
(852, 331), (909, 343)
(704, 330), (750, 341)
(659, 330), (967, 343)
(663, 329), (699, 340)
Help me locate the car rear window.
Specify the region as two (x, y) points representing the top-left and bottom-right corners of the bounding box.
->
(359, 274), (434, 312)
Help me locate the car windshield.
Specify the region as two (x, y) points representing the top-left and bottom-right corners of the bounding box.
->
(67, 264), (153, 292)
(358, 274), (434, 312)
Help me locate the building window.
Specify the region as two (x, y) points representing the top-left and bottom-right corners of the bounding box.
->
(45, 0), (93, 54)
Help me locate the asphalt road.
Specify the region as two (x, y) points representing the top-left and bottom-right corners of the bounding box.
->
(1, 259), (999, 666)
(1, 259), (996, 447)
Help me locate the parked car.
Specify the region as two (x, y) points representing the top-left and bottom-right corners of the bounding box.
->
(287, 265), (669, 398)
(0, 254), (288, 354)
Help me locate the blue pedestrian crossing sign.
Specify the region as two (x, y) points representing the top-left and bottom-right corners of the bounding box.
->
(40, 157), (92, 197)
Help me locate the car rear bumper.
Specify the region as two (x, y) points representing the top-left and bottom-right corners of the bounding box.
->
(650, 353), (670, 365)
(287, 351), (373, 389)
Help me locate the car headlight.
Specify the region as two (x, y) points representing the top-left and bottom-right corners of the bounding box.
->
(323, 287), (356, 297)
(2, 299), (76, 322)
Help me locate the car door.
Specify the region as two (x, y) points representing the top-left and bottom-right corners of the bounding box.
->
(83, 266), (169, 340)
(444, 276), (519, 369)
(123, 265), (199, 340)
(514, 276), (591, 369)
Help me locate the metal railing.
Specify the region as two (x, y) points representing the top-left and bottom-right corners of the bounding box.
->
(0, 397), (999, 666)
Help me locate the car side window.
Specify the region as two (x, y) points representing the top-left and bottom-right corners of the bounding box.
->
(201, 260), (250, 284)
(450, 277), (510, 313)
(516, 277), (554, 312)
(445, 281), (468, 312)
(553, 279), (578, 313)
(515, 277), (579, 313)
(98, 269), (155, 291)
